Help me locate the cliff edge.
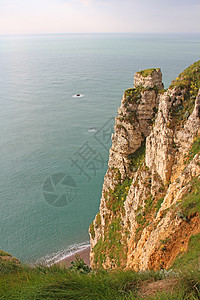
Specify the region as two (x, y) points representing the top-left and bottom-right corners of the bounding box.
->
(89, 62), (200, 271)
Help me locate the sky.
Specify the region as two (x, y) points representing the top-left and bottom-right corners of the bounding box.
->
(0, 0), (200, 35)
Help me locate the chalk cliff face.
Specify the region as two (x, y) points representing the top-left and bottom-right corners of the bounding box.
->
(89, 63), (200, 271)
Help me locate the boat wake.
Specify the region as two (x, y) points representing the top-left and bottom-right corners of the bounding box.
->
(72, 94), (85, 98)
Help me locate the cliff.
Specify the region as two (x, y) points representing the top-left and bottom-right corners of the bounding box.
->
(89, 62), (200, 271)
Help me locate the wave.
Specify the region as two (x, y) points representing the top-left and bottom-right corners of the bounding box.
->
(36, 242), (90, 267)
(87, 127), (98, 134)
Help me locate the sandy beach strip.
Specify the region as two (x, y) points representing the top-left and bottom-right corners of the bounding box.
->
(57, 245), (91, 268)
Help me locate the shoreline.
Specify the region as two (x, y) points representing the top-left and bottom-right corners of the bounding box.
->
(56, 245), (91, 268)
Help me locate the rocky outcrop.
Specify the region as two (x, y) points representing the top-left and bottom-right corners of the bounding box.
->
(109, 68), (163, 179)
(90, 61), (200, 271)
(134, 68), (164, 90)
(0, 250), (20, 265)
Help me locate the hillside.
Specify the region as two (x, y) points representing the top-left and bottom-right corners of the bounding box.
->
(1, 242), (200, 299)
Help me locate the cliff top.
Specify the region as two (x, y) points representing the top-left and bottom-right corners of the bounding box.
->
(136, 68), (161, 77)
(170, 60), (200, 94)
(134, 67), (164, 89)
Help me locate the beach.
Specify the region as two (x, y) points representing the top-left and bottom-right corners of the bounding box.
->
(57, 245), (91, 268)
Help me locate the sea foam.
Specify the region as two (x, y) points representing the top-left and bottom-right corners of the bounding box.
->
(36, 242), (90, 266)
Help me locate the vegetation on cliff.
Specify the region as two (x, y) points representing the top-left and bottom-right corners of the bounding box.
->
(92, 173), (132, 269)
(137, 68), (160, 77)
(168, 61), (200, 130)
(169, 61), (200, 94)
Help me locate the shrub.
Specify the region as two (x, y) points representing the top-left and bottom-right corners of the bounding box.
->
(69, 256), (91, 274)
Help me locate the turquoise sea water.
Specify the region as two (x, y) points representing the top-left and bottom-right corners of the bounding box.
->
(0, 33), (200, 264)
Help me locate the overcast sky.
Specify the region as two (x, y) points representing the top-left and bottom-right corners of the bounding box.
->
(0, 0), (200, 35)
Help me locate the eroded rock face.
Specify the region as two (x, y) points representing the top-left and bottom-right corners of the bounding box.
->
(134, 68), (164, 90)
(125, 154), (200, 271)
(90, 63), (200, 271)
(109, 69), (162, 179)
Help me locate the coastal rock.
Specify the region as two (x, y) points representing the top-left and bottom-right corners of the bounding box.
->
(134, 68), (164, 90)
(90, 61), (200, 271)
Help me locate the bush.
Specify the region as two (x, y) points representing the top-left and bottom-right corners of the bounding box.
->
(69, 256), (91, 274)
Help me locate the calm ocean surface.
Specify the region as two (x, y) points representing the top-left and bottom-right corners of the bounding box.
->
(0, 33), (200, 264)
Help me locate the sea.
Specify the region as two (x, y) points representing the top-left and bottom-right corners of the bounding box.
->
(0, 33), (200, 264)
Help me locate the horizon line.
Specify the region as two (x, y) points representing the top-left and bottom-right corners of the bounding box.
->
(0, 32), (200, 37)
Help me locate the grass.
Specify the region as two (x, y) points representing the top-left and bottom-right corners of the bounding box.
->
(179, 176), (200, 218)
(92, 237), (106, 266)
(155, 197), (164, 213)
(124, 87), (142, 104)
(106, 177), (132, 214)
(96, 212), (101, 227)
(92, 172), (132, 268)
(0, 260), (166, 300)
(124, 86), (159, 106)
(169, 60), (200, 93)
(168, 60), (200, 130)
(187, 135), (200, 162)
(0, 260), (21, 275)
(91, 173), (132, 268)
(1, 258), (200, 299)
(134, 193), (166, 243)
(93, 214), (128, 268)
(127, 143), (145, 172)
(172, 233), (200, 270)
(0, 250), (11, 257)
(137, 68), (160, 77)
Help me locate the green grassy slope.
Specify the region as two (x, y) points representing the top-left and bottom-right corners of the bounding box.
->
(0, 256), (200, 299)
